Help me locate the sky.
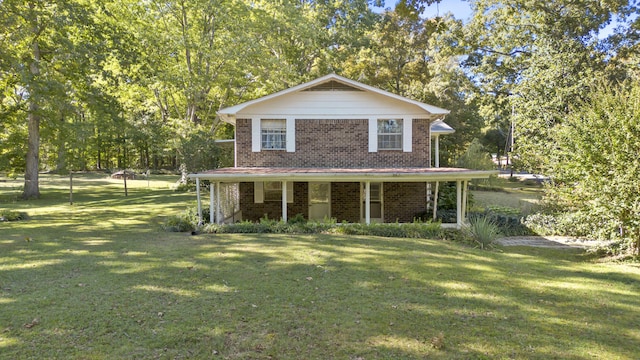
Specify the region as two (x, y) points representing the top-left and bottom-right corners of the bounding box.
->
(375, 0), (627, 38)
(375, 0), (473, 21)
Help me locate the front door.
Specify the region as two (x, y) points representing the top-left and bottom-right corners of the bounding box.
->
(309, 182), (331, 220)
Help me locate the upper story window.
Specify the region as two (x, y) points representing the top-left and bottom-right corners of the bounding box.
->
(261, 119), (286, 150)
(378, 119), (403, 150)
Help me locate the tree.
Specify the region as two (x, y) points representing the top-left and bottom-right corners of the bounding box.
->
(463, 0), (632, 173)
(548, 81), (640, 254)
(0, 0), (113, 198)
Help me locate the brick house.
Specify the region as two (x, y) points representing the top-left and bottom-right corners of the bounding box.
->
(189, 74), (495, 228)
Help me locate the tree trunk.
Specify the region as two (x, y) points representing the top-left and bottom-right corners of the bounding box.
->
(23, 38), (41, 200)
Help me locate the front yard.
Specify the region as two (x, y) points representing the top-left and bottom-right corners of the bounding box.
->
(1, 174), (638, 359)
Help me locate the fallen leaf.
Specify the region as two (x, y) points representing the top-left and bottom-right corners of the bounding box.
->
(23, 318), (39, 329)
(305, 277), (313, 281)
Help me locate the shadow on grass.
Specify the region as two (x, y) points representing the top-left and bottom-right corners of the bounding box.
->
(1, 176), (639, 359)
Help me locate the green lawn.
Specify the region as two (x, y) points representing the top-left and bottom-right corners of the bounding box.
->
(1, 174), (639, 359)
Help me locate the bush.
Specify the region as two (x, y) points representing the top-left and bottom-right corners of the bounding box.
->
(0, 210), (28, 222)
(162, 208), (198, 232)
(464, 216), (502, 249)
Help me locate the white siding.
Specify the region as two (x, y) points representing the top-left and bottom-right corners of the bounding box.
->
(286, 117), (295, 152)
(251, 118), (261, 152)
(368, 117), (377, 152)
(403, 117), (412, 152)
(238, 91), (430, 118)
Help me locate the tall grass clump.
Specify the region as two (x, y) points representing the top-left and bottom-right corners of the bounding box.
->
(464, 216), (502, 249)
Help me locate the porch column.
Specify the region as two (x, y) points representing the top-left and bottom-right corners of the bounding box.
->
(456, 180), (462, 229)
(432, 181), (439, 221)
(196, 177), (202, 225)
(365, 181), (371, 225)
(209, 181), (215, 224)
(435, 135), (440, 168)
(216, 182), (222, 224)
(461, 180), (468, 222)
(282, 181), (288, 222)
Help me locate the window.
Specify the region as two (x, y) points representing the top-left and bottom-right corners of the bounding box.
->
(254, 181), (294, 203)
(361, 182), (383, 219)
(264, 181), (283, 202)
(261, 119), (286, 150)
(378, 119), (402, 150)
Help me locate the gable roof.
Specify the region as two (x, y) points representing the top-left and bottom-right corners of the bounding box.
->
(218, 74), (450, 124)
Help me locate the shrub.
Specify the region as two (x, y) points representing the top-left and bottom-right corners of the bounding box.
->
(0, 210), (28, 222)
(162, 212), (197, 232)
(464, 216), (502, 249)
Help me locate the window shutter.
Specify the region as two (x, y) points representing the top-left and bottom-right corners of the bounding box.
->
(368, 118), (377, 152)
(251, 118), (261, 152)
(403, 117), (412, 152)
(254, 182), (264, 203)
(286, 118), (295, 152)
(287, 181), (294, 203)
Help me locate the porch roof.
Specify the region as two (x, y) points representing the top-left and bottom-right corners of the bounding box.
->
(188, 167), (497, 182)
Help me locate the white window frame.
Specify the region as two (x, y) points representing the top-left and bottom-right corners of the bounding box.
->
(378, 119), (403, 150)
(369, 117), (412, 152)
(252, 117), (295, 152)
(254, 181), (293, 203)
(261, 119), (287, 150)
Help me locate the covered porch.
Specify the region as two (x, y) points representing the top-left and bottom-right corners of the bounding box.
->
(188, 167), (496, 229)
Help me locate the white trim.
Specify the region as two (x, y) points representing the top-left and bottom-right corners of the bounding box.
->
(196, 178), (202, 224)
(365, 181), (371, 225)
(403, 117), (412, 152)
(282, 181), (288, 222)
(434, 135), (440, 168)
(368, 117), (377, 152)
(254, 181), (264, 203)
(456, 180), (462, 229)
(286, 117), (295, 152)
(218, 74), (450, 124)
(214, 182), (219, 224)
(216, 181), (222, 224)
(251, 118), (261, 152)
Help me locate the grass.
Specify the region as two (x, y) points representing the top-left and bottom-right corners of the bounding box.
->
(472, 177), (543, 215)
(1, 174), (640, 359)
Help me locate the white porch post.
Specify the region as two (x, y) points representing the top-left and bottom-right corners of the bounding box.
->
(462, 180), (468, 222)
(365, 181), (371, 225)
(281, 181), (288, 222)
(196, 177), (202, 225)
(209, 181), (215, 224)
(216, 182), (222, 224)
(456, 180), (462, 229)
(435, 135), (440, 168)
(432, 181), (439, 221)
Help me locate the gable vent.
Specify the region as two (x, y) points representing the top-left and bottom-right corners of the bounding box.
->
(304, 80), (362, 92)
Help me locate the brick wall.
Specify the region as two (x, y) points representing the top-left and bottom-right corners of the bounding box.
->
(331, 182), (361, 222)
(383, 182), (428, 222)
(236, 118), (432, 168)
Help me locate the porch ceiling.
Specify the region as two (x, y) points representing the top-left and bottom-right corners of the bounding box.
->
(188, 167), (497, 182)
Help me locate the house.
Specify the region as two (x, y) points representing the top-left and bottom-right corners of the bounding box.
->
(188, 74), (496, 228)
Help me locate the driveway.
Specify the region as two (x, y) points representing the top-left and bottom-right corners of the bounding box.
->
(495, 236), (604, 248)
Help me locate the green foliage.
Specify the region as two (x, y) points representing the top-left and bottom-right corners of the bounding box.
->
(544, 81), (640, 254)
(464, 216), (502, 249)
(456, 138), (495, 170)
(0, 210), (28, 222)
(162, 208), (198, 232)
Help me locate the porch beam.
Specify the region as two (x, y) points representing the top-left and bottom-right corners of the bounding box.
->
(432, 181), (439, 221)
